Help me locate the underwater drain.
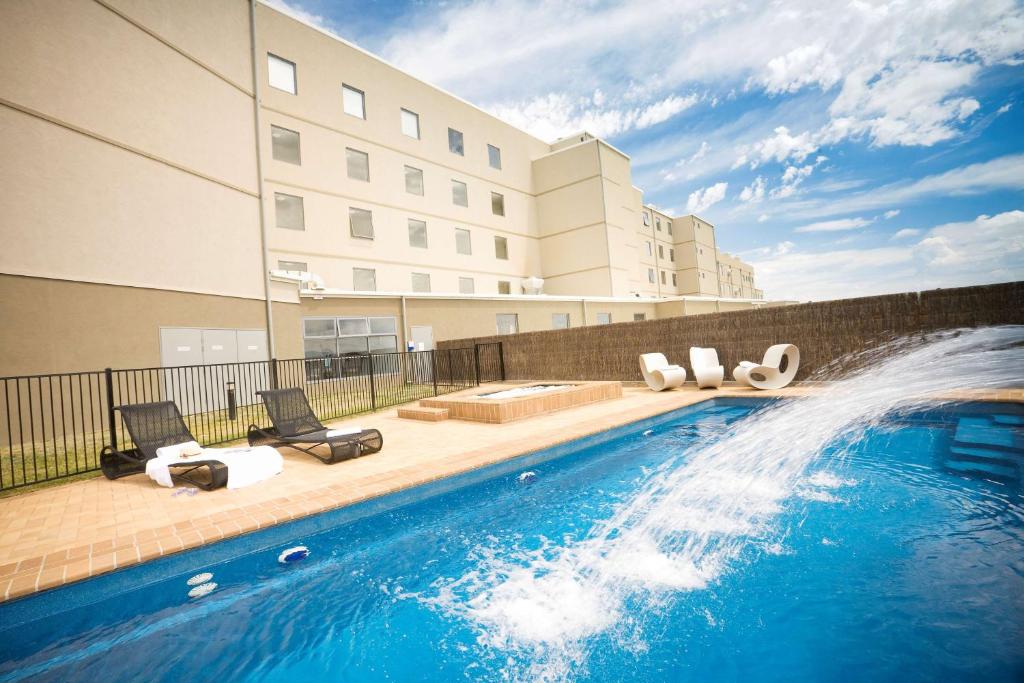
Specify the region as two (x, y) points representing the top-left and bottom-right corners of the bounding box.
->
(278, 546), (310, 564)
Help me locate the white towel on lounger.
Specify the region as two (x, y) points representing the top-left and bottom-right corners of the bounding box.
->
(325, 427), (361, 438)
(146, 442), (283, 490)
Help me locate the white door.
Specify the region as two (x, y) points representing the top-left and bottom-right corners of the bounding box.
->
(409, 325), (434, 351)
(235, 330), (270, 405)
(236, 330), (269, 362)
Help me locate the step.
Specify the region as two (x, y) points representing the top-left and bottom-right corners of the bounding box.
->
(397, 406), (449, 422)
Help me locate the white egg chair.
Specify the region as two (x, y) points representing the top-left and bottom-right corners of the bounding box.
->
(733, 344), (800, 390)
(689, 347), (725, 389)
(639, 353), (686, 391)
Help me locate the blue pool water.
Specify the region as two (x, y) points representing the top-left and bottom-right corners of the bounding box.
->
(1, 398), (1022, 682)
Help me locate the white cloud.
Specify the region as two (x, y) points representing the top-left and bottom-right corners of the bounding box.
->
(745, 126), (819, 167)
(794, 217), (874, 233)
(757, 213), (770, 223)
(883, 209), (901, 219)
(739, 176), (766, 203)
(689, 141), (710, 163)
(750, 210), (1024, 301)
(890, 228), (921, 240)
(686, 182), (729, 214)
(997, 103), (1013, 115)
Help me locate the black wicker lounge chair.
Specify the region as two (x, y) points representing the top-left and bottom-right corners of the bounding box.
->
(100, 401), (228, 490)
(247, 388), (383, 464)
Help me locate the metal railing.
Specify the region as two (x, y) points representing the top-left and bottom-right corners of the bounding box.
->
(0, 343), (503, 491)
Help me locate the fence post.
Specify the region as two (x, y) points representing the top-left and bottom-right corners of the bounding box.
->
(104, 368), (117, 450)
(498, 342), (506, 381)
(368, 353), (377, 411)
(270, 357), (279, 389)
(473, 344), (481, 385)
(431, 350), (438, 396)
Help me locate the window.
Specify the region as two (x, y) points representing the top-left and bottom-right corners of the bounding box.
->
(302, 315), (398, 362)
(698, 247), (704, 255)
(455, 228), (472, 255)
(400, 108), (419, 139)
(496, 313), (518, 335)
(458, 277), (475, 294)
(343, 84), (365, 119)
(408, 219), (427, 248)
(667, 222), (673, 235)
(645, 241), (652, 257)
(451, 179), (468, 207)
(271, 125), (300, 164)
(633, 313), (647, 322)
(275, 193), (304, 230)
(346, 148), (369, 181)
(349, 207), (374, 239)
(552, 313), (570, 329)
(596, 312), (611, 324)
(658, 245), (664, 259)
(353, 268), (376, 291)
(404, 165), (424, 195)
(647, 268), (655, 284)
(656, 217), (661, 231)
(277, 259), (307, 272)
(660, 271), (666, 285)
(487, 144), (502, 169)
(411, 272), (431, 293)
(494, 236), (508, 260)
(448, 127), (464, 155)
(497, 280), (511, 295)
(491, 192), (505, 216)
(267, 54), (296, 94)
(642, 212), (650, 226)
(672, 273), (678, 286)
(669, 249), (675, 262)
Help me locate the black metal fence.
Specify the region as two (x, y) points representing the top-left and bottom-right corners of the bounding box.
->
(0, 342), (503, 491)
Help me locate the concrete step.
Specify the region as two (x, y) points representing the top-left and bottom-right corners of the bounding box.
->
(398, 406), (449, 422)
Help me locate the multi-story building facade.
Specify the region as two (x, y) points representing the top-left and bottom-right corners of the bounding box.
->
(0, 0), (779, 376)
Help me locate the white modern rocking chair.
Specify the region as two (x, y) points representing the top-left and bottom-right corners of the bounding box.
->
(733, 344), (800, 390)
(639, 353), (686, 391)
(689, 347), (725, 389)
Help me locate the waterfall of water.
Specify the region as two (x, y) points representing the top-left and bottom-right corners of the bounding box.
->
(426, 326), (1024, 680)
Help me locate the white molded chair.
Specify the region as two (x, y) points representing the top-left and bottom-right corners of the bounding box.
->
(733, 344), (800, 390)
(689, 347), (724, 389)
(639, 353), (686, 392)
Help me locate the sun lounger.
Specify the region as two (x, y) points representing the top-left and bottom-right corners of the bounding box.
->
(639, 353), (686, 391)
(689, 347), (725, 389)
(247, 388), (383, 464)
(733, 344), (800, 390)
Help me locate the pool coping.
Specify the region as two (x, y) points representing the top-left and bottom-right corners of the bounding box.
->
(0, 383), (1020, 603)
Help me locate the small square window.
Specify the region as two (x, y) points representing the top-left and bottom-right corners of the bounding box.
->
(400, 109), (419, 139)
(494, 236), (508, 260)
(346, 148), (370, 182)
(455, 228), (472, 255)
(496, 313), (518, 334)
(491, 192), (505, 216)
(487, 144), (502, 169)
(405, 165), (424, 195)
(268, 54), (296, 94)
(448, 127), (464, 155)
(497, 280), (511, 295)
(452, 179), (468, 207)
(353, 268), (376, 291)
(408, 218), (427, 248)
(343, 84), (365, 119)
(271, 125), (300, 164)
(596, 312), (611, 324)
(349, 207), (374, 239)
(275, 192), (304, 230)
(552, 313), (570, 329)
(642, 212), (650, 226)
(411, 272), (431, 293)
(647, 268), (655, 284)
(278, 259), (307, 272)
(633, 313), (647, 322)
(458, 277), (475, 294)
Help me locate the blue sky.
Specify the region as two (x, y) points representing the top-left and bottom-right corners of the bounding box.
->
(267, 0), (1024, 301)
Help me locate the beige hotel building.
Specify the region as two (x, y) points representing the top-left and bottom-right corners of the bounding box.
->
(0, 0), (778, 377)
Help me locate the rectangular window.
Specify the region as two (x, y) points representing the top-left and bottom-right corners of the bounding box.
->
(487, 144), (502, 169)
(408, 219), (427, 248)
(304, 318), (336, 338)
(404, 165), (424, 195)
(491, 192), (505, 216)
(353, 268), (376, 291)
(660, 271), (666, 284)
(302, 316), (398, 362)
(656, 218), (662, 231)
(658, 245), (664, 258)
(343, 84), (365, 119)
(672, 273), (678, 286)
(448, 127), (464, 155)
(494, 236), (508, 260)
(451, 179), (468, 207)
(275, 192), (304, 230)
(271, 125), (300, 164)
(496, 313), (518, 335)
(669, 249), (675, 262)
(667, 222), (673, 235)
(552, 313), (570, 329)
(633, 313), (647, 322)
(596, 312), (611, 325)
(497, 280), (511, 295)
(346, 148), (369, 181)
(400, 108), (419, 139)
(642, 212), (650, 226)
(455, 228), (472, 255)
(349, 207), (374, 239)
(645, 241), (652, 257)
(411, 272), (431, 293)
(267, 54), (296, 94)
(458, 277), (475, 294)
(277, 259), (307, 272)
(647, 268), (655, 284)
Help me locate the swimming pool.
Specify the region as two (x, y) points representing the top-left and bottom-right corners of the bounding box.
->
(0, 396), (1021, 682)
